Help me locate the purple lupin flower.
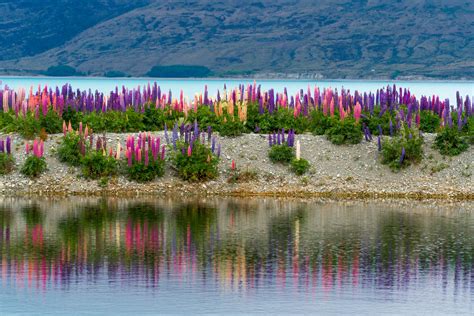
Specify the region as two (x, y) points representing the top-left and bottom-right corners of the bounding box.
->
(211, 136), (216, 153)
(217, 143), (221, 158)
(207, 126), (212, 142)
(0, 139), (4, 153)
(161, 145), (165, 160)
(277, 131), (281, 145)
(400, 147), (406, 165)
(377, 136), (381, 152)
(378, 124), (383, 136)
(389, 119), (394, 136)
(5, 137), (11, 154)
(268, 134), (273, 147)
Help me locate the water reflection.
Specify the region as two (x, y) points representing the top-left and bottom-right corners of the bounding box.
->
(0, 198), (473, 313)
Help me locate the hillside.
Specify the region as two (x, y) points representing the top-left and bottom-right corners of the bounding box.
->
(0, 0), (473, 79)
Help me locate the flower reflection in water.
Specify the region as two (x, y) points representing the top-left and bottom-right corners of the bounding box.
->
(0, 199), (472, 313)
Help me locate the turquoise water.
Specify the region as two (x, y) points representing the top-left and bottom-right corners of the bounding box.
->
(0, 198), (472, 315)
(0, 76), (472, 100)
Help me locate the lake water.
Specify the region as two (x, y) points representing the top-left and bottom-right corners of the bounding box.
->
(0, 198), (472, 315)
(0, 77), (473, 101)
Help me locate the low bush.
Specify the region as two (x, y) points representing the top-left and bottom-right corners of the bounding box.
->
(434, 127), (469, 156)
(268, 144), (295, 164)
(0, 153), (14, 175)
(39, 109), (63, 134)
(290, 158), (310, 175)
(310, 110), (334, 135)
(325, 118), (362, 145)
(21, 155), (47, 178)
(125, 154), (165, 183)
(217, 115), (246, 137)
(419, 111), (441, 133)
(172, 141), (219, 182)
(57, 132), (84, 166)
(81, 150), (118, 179)
(381, 127), (424, 171)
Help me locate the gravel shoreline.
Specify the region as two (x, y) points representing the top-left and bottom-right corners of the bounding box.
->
(1, 132), (473, 200)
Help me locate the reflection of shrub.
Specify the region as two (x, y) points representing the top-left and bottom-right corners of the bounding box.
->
(290, 158), (310, 175)
(434, 127), (469, 156)
(381, 127), (423, 171)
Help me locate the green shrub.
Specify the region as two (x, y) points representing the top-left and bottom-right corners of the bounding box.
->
(434, 127), (469, 156)
(125, 156), (165, 183)
(310, 110), (334, 135)
(172, 141), (219, 182)
(268, 144), (295, 164)
(39, 109), (63, 134)
(381, 127), (424, 171)
(467, 116), (474, 144)
(187, 106), (219, 132)
(419, 111), (441, 133)
(13, 113), (40, 139)
(21, 156), (47, 178)
(81, 150), (118, 179)
(143, 106), (168, 130)
(363, 109), (395, 136)
(57, 132), (84, 166)
(290, 158), (310, 175)
(325, 118), (362, 145)
(218, 115), (246, 137)
(0, 153), (14, 175)
(62, 107), (84, 129)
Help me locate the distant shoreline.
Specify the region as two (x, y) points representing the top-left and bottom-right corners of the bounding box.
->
(1, 74), (473, 82)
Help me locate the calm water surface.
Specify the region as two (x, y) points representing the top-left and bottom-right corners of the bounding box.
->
(0, 77), (473, 100)
(0, 198), (472, 315)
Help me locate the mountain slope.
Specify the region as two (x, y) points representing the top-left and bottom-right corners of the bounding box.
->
(0, 0), (473, 79)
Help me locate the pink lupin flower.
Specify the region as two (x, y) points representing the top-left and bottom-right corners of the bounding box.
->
(33, 139), (38, 157)
(109, 148), (113, 157)
(39, 140), (44, 157)
(84, 125), (89, 139)
(144, 149), (149, 166)
(231, 160), (236, 170)
(330, 98), (335, 117)
(187, 145), (192, 157)
(137, 148), (142, 162)
(67, 121), (73, 133)
(161, 145), (165, 160)
(79, 122), (83, 135)
(354, 102), (362, 123)
(25, 142), (30, 154)
(62, 121), (67, 136)
(127, 149), (132, 167)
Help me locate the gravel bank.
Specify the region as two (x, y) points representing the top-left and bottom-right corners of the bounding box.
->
(0, 132), (473, 200)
